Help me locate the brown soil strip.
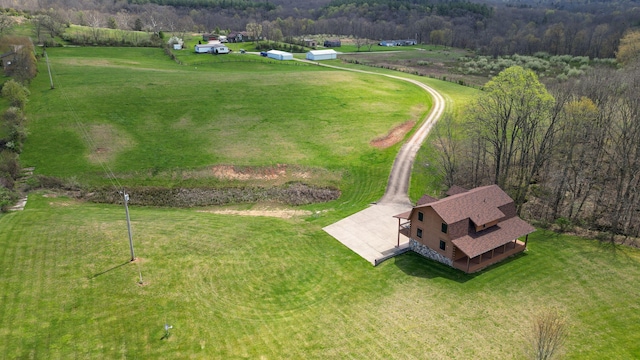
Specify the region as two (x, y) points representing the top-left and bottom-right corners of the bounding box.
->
(370, 121), (416, 149)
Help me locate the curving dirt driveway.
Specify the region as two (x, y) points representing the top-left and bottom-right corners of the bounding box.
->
(296, 60), (445, 205)
(305, 59), (447, 265)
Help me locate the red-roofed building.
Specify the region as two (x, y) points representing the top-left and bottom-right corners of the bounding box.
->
(394, 185), (535, 273)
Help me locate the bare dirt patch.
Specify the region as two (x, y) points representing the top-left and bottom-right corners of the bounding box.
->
(197, 208), (313, 219)
(86, 124), (135, 165)
(370, 121), (415, 149)
(210, 164), (311, 181)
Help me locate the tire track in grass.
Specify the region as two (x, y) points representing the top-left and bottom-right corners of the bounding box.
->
(26, 223), (48, 358)
(200, 227), (338, 321)
(0, 216), (19, 357)
(2, 216), (32, 359)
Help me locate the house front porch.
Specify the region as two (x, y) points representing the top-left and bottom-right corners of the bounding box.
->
(453, 240), (526, 273)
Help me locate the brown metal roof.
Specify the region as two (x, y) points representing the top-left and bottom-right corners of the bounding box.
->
(451, 217), (536, 258)
(418, 185), (514, 224)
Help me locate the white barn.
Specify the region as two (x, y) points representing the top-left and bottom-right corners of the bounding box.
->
(306, 49), (337, 61)
(267, 50), (293, 60)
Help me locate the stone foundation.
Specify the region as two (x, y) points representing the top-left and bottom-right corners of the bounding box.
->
(409, 239), (453, 267)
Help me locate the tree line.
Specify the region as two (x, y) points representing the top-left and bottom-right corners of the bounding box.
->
(432, 56), (640, 240)
(4, 0), (637, 59)
(0, 35), (36, 211)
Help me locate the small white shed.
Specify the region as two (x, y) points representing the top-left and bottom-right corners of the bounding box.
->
(306, 49), (337, 61)
(267, 50), (293, 61)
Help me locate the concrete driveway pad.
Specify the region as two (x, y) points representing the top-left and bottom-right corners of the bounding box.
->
(323, 203), (412, 265)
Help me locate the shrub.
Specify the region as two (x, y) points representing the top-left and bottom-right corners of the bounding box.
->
(84, 183), (340, 207)
(566, 68), (584, 77)
(554, 217), (573, 232)
(0, 185), (18, 212)
(0, 151), (19, 181)
(1, 80), (30, 110)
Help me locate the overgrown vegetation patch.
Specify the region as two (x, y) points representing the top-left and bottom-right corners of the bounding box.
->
(86, 182), (340, 207)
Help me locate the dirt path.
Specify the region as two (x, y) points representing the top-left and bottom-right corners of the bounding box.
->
(308, 59), (447, 265)
(296, 59), (445, 205)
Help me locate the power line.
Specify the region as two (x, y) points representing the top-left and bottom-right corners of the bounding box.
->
(47, 51), (142, 282)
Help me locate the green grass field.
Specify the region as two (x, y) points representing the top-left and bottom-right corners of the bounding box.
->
(5, 44), (639, 358)
(0, 193), (638, 358)
(22, 47), (428, 191)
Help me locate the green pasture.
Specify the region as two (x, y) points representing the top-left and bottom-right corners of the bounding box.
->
(340, 44), (471, 58)
(22, 47), (429, 194)
(312, 59), (480, 200)
(0, 193), (638, 358)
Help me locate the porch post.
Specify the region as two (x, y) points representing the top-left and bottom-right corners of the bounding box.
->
(525, 234), (529, 248)
(466, 257), (470, 273)
(491, 249), (495, 258)
(397, 218), (400, 247)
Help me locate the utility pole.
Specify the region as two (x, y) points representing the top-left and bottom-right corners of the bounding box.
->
(44, 48), (54, 89)
(122, 190), (136, 261)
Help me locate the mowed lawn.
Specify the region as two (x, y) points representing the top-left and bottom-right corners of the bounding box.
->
(0, 194), (638, 358)
(22, 47), (430, 187)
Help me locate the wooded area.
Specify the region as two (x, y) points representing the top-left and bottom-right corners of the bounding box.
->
(2, 0), (638, 59)
(433, 59), (640, 240)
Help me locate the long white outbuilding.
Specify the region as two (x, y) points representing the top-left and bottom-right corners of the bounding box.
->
(306, 49), (337, 60)
(266, 50), (293, 60)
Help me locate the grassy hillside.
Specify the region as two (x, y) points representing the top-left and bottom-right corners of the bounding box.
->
(22, 47), (429, 191)
(0, 193), (638, 358)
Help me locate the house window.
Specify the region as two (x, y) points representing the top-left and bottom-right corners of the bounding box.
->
(439, 240), (446, 250)
(441, 223), (448, 233)
(418, 212), (424, 221)
(417, 228), (423, 238)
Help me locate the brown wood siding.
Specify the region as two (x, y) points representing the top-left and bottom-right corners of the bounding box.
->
(474, 219), (499, 232)
(411, 207), (454, 259)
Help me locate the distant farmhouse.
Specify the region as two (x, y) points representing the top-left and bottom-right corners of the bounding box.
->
(202, 33), (218, 42)
(323, 39), (341, 47)
(228, 31), (254, 43)
(379, 39), (418, 46)
(304, 38), (317, 47)
(194, 42), (229, 54)
(395, 185), (535, 273)
(194, 43), (218, 53)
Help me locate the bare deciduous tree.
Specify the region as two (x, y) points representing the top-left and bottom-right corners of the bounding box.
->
(470, 66), (555, 213)
(527, 309), (567, 360)
(433, 114), (458, 188)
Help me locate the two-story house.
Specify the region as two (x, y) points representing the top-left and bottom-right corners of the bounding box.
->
(395, 185), (535, 273)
